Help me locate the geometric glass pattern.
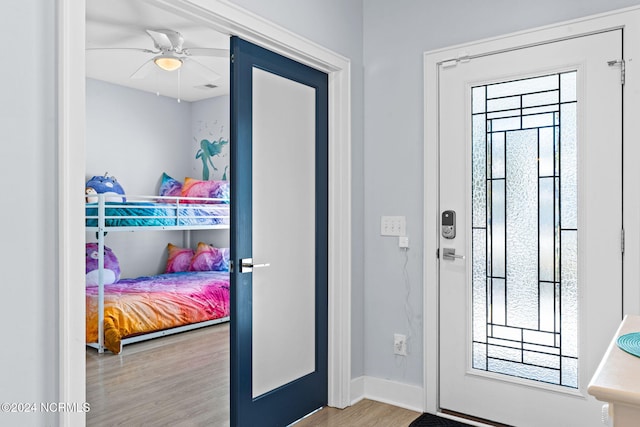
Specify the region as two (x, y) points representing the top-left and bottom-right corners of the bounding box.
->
(471, 72), (578, 388)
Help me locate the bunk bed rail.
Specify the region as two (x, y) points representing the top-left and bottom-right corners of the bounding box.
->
(85, 194), (230, 231)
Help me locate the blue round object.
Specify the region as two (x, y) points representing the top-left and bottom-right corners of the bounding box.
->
(86, 174), (126, 202)
(617, 332), (640, 358)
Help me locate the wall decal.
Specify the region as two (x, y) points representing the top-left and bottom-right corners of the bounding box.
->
(196, 137), (228, 180)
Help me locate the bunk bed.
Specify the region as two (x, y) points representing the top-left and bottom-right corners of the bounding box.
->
(85, 193), (231, 354)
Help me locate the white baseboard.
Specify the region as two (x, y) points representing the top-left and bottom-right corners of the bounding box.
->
(350, 376), (424, 413)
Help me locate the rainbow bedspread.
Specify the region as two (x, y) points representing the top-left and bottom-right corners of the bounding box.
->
(86, 271), (230, 354)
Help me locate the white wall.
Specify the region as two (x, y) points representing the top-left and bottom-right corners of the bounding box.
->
(86, 78), (193, 194)
(362, 0), (640, 388)
(0, 1), (58, 426)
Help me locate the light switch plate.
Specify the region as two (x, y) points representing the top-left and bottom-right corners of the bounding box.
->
(381, 216), (406, 236)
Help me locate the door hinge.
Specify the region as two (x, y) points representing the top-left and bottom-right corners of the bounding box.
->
(436, 248), (440, 259)
(608, 59), (625, 85)
(230, 53), (235, 64)
(621, 229), (625, 255)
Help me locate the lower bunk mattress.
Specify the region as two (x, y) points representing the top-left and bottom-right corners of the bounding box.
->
(86, 271), (230, 354)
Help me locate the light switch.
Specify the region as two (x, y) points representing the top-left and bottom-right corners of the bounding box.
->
(381, 216), (406, 236)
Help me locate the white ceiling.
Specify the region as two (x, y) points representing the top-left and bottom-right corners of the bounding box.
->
(86, 0), (230, 102)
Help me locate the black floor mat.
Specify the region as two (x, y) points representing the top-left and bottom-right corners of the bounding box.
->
(409, 413), (472, 427)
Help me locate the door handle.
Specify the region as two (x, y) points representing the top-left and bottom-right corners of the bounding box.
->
(240, 257), (271, 273)
(442, 248), (465, 261)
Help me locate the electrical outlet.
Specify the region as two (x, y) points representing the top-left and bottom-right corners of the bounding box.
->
(381, 216), (406, 236)
(394, 333), (407, 356)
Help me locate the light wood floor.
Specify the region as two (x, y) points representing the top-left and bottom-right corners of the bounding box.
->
(293, 399), (419, 427)
(86, 323), (420, 426)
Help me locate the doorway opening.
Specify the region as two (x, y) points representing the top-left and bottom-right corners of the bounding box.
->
(60, 1), (352, 425)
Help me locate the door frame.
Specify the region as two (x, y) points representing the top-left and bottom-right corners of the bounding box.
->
(424, 6), (640, 417)
(58, 1), (352, 425)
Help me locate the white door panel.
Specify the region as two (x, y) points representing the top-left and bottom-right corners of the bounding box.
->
(439, 30), (622, 426)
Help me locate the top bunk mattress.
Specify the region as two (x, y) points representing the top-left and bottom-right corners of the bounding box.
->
(86, 196), (229, 229)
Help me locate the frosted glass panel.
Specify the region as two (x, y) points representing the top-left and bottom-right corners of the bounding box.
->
(488, 109), (520, 120)
(524, 351), (559, 369)
(491, 180), (505, 278)
(491, 278), (505, 326)
(252, 67), (316, 398)
(539, 127), (555, 177)
(472, 115), (487, 227)
(561, 230), (578, 358)
(487, 96), (520, 112)
(488, 345), (520, 362)
(473, 229), (487, 342)
(492, 325), (522, 341)
(491, 133), (505, 179)
(561, 103), (577, 229)
(473, 343), (487, 370)
(471, 71), (578, 388)
(561, 357), (578, 388)
(472, 86), (486, 114)
(486, 75), (558, 98)
(506, 129), (538, 330)
(522, 113), (554, 128)
(539, 281), (555, 332)
(539, 178), (554, 282)
(492, 117), (521, 132)
(561, 72), (577, 102)
(488, 359), (559, 384)
(522, 91), (559, 108)
(488, 337), (521, 349)
(524, 105), (558, 116)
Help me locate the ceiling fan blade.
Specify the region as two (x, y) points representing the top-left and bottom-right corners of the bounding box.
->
(183, 57), (222, 81)
(182, 47), (229, 58)
(146, 29), (182, 51)
(86, 47), (157, 54)
(129, 58), (157, 80)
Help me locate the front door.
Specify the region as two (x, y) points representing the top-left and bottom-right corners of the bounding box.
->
(438, 30), (622, 426)
(229, 37), (328, 426)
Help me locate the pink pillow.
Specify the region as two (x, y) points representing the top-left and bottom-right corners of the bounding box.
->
(165, 243), (195, 273)
(181, 177), (229, 203)
(189, 242), (230, 272)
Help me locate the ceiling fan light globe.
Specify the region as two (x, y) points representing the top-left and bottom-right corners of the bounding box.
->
(154, 56), (183, 71)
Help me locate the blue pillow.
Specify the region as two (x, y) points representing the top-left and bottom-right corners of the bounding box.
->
(159, 172), (183, 198)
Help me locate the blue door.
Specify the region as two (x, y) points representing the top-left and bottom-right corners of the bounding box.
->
(229, 37), (328, 427)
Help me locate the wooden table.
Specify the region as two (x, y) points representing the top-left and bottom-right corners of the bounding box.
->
(588, 315), (640, 426)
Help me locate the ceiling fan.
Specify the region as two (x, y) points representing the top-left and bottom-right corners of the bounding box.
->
(87, 28), (229, 81)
